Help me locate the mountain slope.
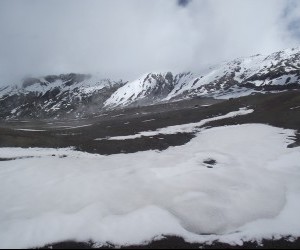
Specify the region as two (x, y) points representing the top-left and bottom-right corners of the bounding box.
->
(167, 47), (300, 100)
(104, 72), (193, 107)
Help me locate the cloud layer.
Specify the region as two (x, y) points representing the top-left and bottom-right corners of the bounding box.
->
(0, 0), (299, 84)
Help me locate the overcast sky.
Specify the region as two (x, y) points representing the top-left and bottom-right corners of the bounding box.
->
(0, 0), (299, 85)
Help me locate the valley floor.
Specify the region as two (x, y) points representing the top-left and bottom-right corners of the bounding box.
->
(0, 91), (300, 249)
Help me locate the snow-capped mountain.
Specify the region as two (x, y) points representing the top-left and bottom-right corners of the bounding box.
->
(0, 74), (125, 119)
(166, 47), (300, 99)
(105, 47), (300, 107)
(1, 47), (300, 119)
(104, 72), (193, 107)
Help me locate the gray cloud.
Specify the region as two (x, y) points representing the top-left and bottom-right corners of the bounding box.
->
(178, 0), (192, 7)
(0, 0), (299, 85)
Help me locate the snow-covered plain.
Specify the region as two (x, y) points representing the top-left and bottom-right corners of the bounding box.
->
(0, 123), (300, 248)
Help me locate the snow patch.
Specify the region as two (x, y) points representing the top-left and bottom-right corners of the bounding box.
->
(96, 108), (253, 141)
(290, 106), (300, 110)
(63, 124), (93, 130)
(142, 119), (156, 123)
(15, 129), (46, 132)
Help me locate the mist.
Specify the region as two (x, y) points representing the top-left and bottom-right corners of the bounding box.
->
(0, 0), (299, 85)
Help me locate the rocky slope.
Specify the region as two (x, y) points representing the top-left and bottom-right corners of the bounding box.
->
(1, 47), (300, 119)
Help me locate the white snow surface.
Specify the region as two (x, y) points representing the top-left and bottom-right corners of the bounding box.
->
(0, 124), (300, 248)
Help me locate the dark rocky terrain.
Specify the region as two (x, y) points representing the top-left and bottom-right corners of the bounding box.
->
(1, 90), (299, 156)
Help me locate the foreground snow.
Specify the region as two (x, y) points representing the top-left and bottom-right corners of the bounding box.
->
(0, 124), (300, 248)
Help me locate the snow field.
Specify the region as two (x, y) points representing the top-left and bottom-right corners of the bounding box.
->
(0, 123), (300, 248)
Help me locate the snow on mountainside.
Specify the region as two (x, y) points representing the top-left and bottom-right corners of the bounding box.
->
(174, 47), (300, 97)
(104, 72), (192, 107)
(105, 47), (300, 107)
(1, 74), (109, 97)
(1, 47), (300, 119)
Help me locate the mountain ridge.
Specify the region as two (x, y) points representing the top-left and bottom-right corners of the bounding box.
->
(1, 46), (300, 119)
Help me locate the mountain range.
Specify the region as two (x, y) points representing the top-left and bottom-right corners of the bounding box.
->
(1, 46), (300, 119)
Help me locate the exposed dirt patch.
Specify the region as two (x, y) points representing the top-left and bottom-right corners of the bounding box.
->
(203, 159), (217, 168)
